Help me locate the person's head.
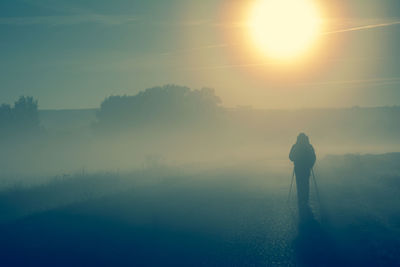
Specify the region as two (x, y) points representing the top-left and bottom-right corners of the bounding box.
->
(296, 133), (310, 144)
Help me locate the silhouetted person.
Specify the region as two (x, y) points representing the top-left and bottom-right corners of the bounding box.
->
(289, 133), (316, 217)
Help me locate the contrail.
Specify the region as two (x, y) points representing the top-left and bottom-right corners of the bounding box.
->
(161, 43), (234, 56)
(182, 60), (400, 86)
(323, 21), (400, 35)
(185, 21), (400, 70)
(162, 20), (400, 56)
(298, 77), (400, 87)
(179, 62), (269, 71)
(178, 57), (382, 72)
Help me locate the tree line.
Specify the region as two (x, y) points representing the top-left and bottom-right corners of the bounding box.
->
(95, 85), (222, 131)
(0, 96), (40, 135)
(1, 85), (223, 135)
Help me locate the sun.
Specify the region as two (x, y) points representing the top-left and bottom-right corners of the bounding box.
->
(247, 0), (322, 62)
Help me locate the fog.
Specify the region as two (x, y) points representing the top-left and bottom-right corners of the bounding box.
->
(0, 86), (400, 265)
(1, 86), (399, 177)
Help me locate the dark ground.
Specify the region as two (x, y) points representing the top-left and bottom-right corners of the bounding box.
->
(0, 153), (400, 266)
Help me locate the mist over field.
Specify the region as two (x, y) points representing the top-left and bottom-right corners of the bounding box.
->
(0, 86), (400, 266)
(1, 0), (400, 264)
(1, 85), (400, 176)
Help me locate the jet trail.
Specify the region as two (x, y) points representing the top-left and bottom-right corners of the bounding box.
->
(163, 20), (400, 57)
(323, 21), (400, 35)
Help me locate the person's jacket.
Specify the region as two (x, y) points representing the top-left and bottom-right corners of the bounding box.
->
(289, 142), (316, 169)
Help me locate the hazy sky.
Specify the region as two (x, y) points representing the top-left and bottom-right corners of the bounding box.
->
(1, 0), (400, 109)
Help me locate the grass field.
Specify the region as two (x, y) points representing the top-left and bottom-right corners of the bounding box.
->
(0, 153), (399, 266)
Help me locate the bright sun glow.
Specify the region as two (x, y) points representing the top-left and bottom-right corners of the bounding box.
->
(248, 0), (322, 61)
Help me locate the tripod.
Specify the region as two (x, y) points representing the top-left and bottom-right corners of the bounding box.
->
(288, 167), (321, 206)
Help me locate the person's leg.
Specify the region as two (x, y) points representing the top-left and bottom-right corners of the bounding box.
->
(296, 168), (311, 218)
(295, 169), (306, 208)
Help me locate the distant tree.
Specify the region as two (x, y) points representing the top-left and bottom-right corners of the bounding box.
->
(96, 85), (222, 131)
(13, 96), (40, 130)
(0, 96), (40, 135)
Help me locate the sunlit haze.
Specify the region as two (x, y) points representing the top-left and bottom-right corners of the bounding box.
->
(1, 0), (400, 109)
(1, 1), (400, 266)
(247, 0), (322, 61)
